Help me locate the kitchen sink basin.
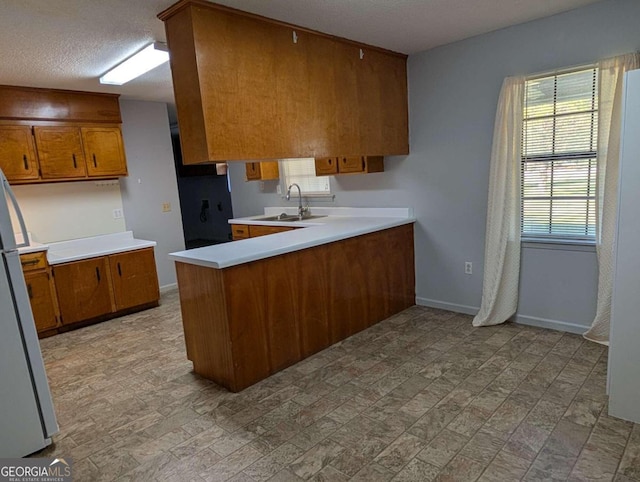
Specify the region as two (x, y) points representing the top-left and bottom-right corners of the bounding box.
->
(254, 214), (327, 222)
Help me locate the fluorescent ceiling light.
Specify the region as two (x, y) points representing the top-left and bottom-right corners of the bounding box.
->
(100, 42), (169, 85)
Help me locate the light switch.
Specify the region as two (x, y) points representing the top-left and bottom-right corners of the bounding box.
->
(113, 208), (123, 219)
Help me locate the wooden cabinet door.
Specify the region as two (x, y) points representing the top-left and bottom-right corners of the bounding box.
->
(33, 126), (87, 179)
(109, 248), (159, 311)
(248, 225), (295, 237)
(337, 156), (365, 173)
(314, 158), (338, 176)
(24, 271), (58, 332)
(0, 126), (39, 181)
(356, 49), (408, 155)
(231, 224), (250, 240)
(258, 161), (279, 180)
(245, 162), (260, 180)
(53, 257), (114, 324)
(81, 126), (127, 177)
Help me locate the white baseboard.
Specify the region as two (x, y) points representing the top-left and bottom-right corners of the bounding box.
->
(415, 296), (588, 335)
(160, 283), (178, 294)
(415, 297), (479, 315)
(514, 314), (588, 335)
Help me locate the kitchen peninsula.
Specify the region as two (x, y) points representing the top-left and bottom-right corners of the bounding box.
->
(169, 207), (415, 392)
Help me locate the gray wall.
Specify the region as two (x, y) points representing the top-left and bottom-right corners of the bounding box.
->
(228, 0), (640, 333)
(119, 100), (185, 290)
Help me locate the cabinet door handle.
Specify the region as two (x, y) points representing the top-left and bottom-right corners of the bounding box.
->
(96, 267), (101, 282)
(328, 158), (332, 165)
(21, 259), (39, 266)
(362, 157), (366, 170)
(93, 154), (97, 167)
(117, 262), (122, 277)
(72, 154), (77, 168)
(23, 155), (29, 170)
(27, 284), (33, 299)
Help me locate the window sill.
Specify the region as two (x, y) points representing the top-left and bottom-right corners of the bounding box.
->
(521, 237), (596, 252)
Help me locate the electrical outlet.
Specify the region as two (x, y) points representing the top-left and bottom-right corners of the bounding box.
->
(112, 208), (123, 219)
(162, 202), (172, 212)
(465, 262), (473, 275)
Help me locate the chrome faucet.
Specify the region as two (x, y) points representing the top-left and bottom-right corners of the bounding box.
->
(286, 183), (307, 219)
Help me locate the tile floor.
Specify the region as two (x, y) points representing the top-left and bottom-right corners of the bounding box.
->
(34, 290), (640, 481)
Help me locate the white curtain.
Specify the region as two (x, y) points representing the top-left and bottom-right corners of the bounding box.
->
(473, 76), (524, 327)
(584, 53), (640, 345)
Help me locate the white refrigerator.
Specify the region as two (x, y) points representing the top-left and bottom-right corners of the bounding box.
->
(608, 69), (640, 423)
(0, 168), (58, 456)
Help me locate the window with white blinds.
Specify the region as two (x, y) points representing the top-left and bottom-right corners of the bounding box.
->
(279, 158), (331, 196)
(522, 67), (598, 241)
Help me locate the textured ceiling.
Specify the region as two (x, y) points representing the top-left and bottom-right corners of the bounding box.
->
(0, 0), (603, 105)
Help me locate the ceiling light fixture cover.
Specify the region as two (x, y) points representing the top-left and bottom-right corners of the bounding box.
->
(99, 42), (169, 85)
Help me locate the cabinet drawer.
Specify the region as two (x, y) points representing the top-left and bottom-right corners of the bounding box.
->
(20, 252), (48, 272)
(231, 224), (250, 240)
(249, 225), (294, 238)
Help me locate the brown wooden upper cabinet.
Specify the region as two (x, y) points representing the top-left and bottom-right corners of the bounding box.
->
(0, 85), (128, 184)
(0, 126), (39, 181)
(159, 0), (409, 164)
(82, 127), (127, 177)
(315, 156), (384, 176)
(32, 126), (127, 181)
(33, 126), (87, 179)
(245, 161), (279, 181)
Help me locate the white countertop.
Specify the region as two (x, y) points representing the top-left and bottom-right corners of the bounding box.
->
(17, 241), (48, 255)
(45, 231), (156, 265)
(169, 207), (415, 269)
(15, 232), (49, 255)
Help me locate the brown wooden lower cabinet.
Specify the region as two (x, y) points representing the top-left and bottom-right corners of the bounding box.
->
(231, 224), (249, 240)
(50, 247), (159, 333)
(175, 223), (415, 392)
(20, 251), (60, 336)
(23, 271), (59, 333)
(109, 249), (159, 311)
(54, 256), (114, 325)
(230, 223), (297, 240)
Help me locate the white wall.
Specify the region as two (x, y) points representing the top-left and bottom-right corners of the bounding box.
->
(119, 100), (185, 290)
(228, 0), (640, 333)
(11, 181), (125, 243)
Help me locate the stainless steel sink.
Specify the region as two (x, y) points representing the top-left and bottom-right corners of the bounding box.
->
(253, 214), (326, 222)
